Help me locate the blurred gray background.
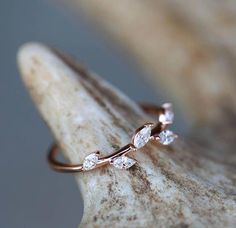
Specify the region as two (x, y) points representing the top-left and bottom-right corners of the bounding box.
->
(0, 0), (177, 227)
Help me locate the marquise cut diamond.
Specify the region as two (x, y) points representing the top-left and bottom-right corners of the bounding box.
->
(133, 125), (152, 148)
(83, 153), (99, 170)
(159, 103), (174, 124)
(112, 156), (136, 169)
(159, 130), (175, 145)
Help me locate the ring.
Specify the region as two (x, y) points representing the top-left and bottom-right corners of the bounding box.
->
(48, 103), (177, 172)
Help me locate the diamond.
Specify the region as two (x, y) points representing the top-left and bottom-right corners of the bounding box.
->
(83, 153), (99, 170)
(112, 156), (136, 169)
(158, 130), (176, 145)
(133, 125), (152, 148)
(159, 103), (174, 124)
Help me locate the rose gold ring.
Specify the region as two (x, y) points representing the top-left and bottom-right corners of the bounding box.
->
(48, 103), (177, 172)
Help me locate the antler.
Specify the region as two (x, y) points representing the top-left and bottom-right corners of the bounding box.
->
(17, 43), (236, 227)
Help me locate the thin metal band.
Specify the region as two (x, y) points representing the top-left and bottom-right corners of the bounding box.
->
(48, 103), (176, 173)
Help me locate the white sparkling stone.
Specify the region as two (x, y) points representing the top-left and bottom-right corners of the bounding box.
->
(159, 130), (175, 145)
(159, 103), (174, 124)
(83, 153), (99, 170)
(112, 156), (136, 169)
(133, 126), (152, 148)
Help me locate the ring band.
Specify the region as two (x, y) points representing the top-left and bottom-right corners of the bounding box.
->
(48, 103), (177, 172)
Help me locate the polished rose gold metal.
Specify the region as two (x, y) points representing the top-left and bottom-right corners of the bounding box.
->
(48, 103), (177, 173)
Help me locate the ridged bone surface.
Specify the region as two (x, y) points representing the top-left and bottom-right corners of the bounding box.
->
(18, 43), (236, 227)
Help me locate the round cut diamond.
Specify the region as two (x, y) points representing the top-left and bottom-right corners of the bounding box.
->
(133, 125), (152, 148)
(112, 156), (136, 169)
(159, 130), (175, 145)
(83, 153), (99, 170)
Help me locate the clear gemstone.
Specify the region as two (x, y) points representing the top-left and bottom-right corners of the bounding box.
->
(112, 156), (136, 169)
(133, 125), (152, 148)
(159, 103), (174, 124)
(159, 130), (175, 145)
(83, 153), (99, 170)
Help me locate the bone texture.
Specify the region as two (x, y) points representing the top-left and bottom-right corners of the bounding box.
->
(18, 43), (236, 227)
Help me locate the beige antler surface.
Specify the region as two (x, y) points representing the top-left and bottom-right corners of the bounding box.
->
(18, 43), (236, 227)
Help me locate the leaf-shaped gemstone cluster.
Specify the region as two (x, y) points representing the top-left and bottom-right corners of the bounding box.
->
(112, 156), (136, 169)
